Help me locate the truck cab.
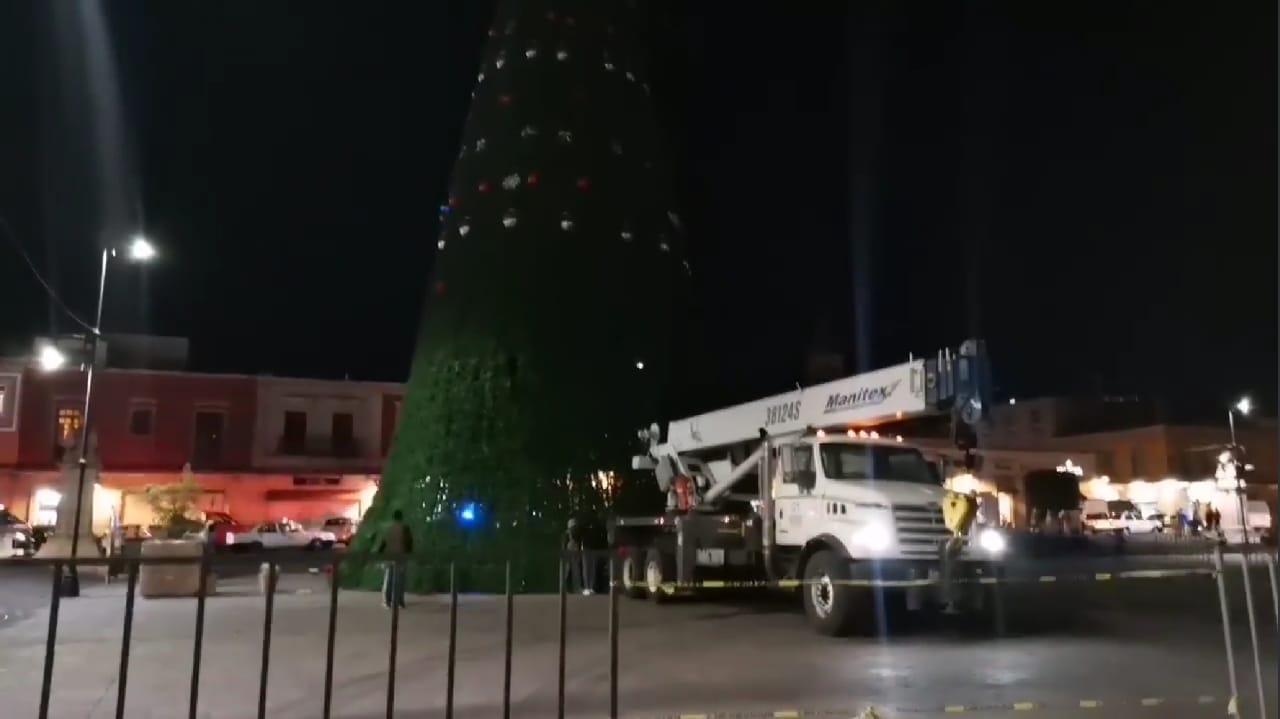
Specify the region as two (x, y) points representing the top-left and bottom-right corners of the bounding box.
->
(772, 434), (956, 560)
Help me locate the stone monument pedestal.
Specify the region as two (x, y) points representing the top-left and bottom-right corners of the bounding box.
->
(34, 433), (106, 584)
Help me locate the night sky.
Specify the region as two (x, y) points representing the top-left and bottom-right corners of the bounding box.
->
(0, 2), (1274, 421)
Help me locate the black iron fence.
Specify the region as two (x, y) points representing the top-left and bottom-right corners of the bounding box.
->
(9, 549), (618, 719)
(2, 545), (1276, 719)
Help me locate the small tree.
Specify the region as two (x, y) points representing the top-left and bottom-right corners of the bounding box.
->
(145, 473), (204, 539)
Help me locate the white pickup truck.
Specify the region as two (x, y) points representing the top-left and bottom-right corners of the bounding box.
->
(226, 520), (337, 550)
(1083, 502), (1163, 535)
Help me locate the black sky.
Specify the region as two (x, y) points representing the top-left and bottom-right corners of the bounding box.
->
(0, 1), (1275, 420)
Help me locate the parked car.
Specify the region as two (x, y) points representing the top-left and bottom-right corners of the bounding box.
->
(226, 520), (337, 550)
(198, 511), (250, 551)
(0, 508), (34, 558)
(321, 517), (358, 545)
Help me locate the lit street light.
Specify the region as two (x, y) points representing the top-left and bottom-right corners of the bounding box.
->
(38, 344), (68, 372)
(1227, 395), (1251, 445)
(1224, 396), (1252, 548)
(53, 235), (157, 598)
(126, 234), (156, 262)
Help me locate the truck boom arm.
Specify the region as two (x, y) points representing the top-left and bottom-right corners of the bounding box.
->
(662, 339), (989, 454)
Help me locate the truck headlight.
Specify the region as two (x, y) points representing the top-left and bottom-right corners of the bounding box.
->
(851, 522), (892, 553)
(978, 528), (1006, 554)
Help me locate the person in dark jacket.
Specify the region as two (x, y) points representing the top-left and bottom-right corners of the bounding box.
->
(564, 518), (595, 595)
(378, 510), (412, 609)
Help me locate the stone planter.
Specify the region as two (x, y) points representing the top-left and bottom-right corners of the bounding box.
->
(139, 539), (215, 598)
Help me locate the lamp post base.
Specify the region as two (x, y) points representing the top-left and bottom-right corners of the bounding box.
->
(34, 534), (102, 599)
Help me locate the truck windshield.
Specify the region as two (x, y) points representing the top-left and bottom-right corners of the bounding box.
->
(819, 444), (940, 485)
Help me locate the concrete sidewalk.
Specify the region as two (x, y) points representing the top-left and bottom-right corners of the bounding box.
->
(0, 572), (1271, 719)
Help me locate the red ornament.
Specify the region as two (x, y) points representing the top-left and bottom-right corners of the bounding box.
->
(448, 195), (458, 207)
(434, 280), (447, 296)
(576, 177), (591, 191)
(498, 94), (512, 106)
(478, 181), (492, 193)
(526, 172), (540, 187)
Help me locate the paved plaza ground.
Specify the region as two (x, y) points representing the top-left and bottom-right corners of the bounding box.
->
(0, 553), (1275, 718)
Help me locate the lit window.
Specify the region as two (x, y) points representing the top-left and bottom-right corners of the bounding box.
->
(57, 407), (82, 443)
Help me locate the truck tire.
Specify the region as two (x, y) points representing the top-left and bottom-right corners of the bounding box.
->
(644, 548), (675, 603)
(620, 549), (645, 599)
(802, 550), (858, 637)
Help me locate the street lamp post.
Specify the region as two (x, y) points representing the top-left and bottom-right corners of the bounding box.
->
(58, 235), (156, 598)
(1225, 397), (1251, 547)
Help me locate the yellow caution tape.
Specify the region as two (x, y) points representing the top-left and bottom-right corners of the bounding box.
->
(651, 695), (1218, 718)
(639, 566), (1214, 592)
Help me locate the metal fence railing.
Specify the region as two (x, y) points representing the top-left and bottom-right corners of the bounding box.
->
(1, 545), (1276, 719)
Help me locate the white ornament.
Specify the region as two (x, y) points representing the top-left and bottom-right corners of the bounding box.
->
(620, 228), (634, 241)
(520, 125), (538, 138)
(495, 52), (506, 69)
(502, 173), (521, 190)
(502, 210), (519, 229)
(556, 49), (569, 61)
(659, 242), (671, 252)
(458, 224), (471, 237)
(667, 211), (683, 230)
(642, 82), (650, 94)
(625, 71), (636, 82)
(525, 47), (538, 59)
(560, 212), (575, 231)
(475, 138), (487, 152)
(477, 72), (485, 83)
(438, 239), (446, 250)
(557, 130), (573, 144)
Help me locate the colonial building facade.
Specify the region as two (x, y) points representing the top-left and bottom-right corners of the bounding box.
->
(0, 345), (402, 534)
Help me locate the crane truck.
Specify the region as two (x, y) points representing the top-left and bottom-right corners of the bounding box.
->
(610, 339), (1002, 636)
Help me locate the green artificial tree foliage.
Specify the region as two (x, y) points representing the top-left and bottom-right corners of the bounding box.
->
(345, 0), (689, 593)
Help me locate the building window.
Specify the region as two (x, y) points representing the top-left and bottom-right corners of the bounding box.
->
(54, 406), (83, 460)
(192, 410), (226, 468)
(128, 406), (154, 436)
(282, 411), (307, 454)
(331, 412), (355, 456)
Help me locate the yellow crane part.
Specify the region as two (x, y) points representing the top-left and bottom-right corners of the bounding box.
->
(942, 491), (978, 537)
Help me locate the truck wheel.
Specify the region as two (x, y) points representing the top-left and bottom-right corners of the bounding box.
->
(802, 550), (858, 637)
(620, 549), (645, 599)
(644, 548), (675, 603)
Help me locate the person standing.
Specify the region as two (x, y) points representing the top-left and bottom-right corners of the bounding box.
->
(378, 509), (412, 609)
(564, 518), (595, 595)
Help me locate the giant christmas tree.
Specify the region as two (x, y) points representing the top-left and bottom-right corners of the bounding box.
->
(345, 0), (687, 593)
